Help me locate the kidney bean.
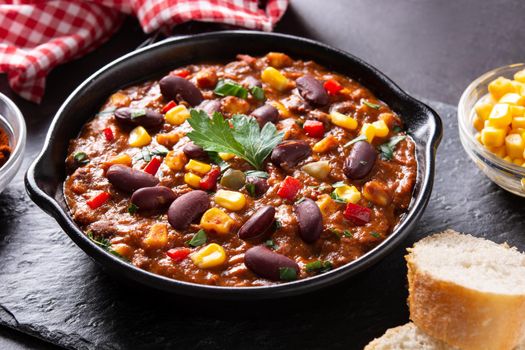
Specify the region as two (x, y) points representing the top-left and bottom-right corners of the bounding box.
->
(343, 141), (377, 180)
(159, 75), (203, 107)
(245, 177), (269, 198)
(250, 104), (279, 128)
(197, 99), (221, 115)
(130, 186), (176, 211)
(183, 142), (208, 159)
(271, 140), (311, 168)
(106, 165), (159, 193)
(238, 206), (275, 240)
(167, 190), (209, 230)
(244, 246), (299, 281)
(296, 75), (329, 106)
(114, 107), (164, 128)
(294, 198), (323, 243)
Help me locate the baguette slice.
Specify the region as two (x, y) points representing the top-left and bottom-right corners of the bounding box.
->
(406, 230), (525, 350)
(365, 322), (458, 350)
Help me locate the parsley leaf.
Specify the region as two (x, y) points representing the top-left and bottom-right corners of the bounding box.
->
(370, 231), (382, 239)
(130, 108), (147, 119)
(265, 239), (278, 250)
(87, 231), (123, 258)
(306, 260), (333, 273)
(245, 182), (256, 197)
(127, 203), (139, 215)
(187, 230), (207, 247)
(208, 152), (231, 172)
(332, 181), (346, 188)
(330, 191), (347, 204)
(245, 170), (269, 179)
(363, 100), (381, 109)
(187, 109), (284, 170)
(214, 79), (248, 99)
(279, 267), (297, 281)
(250, 86), (266, 100)
(378, 135), (406, 160)
(344, 134), (368, 148)
(74, 152), (89, 165)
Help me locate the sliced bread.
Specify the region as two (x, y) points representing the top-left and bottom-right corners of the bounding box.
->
(406, 229), (525, 350)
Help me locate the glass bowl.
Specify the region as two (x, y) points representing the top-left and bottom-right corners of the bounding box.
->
(458, 63), (525, 196)
(0, 92), (26, 194)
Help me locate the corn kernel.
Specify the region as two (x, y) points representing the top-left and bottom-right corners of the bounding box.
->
(379, 112), (398, 128)
(270, 101), (291, 117)
(505, 133), (525, 159)
(185, 159), (212, 175)
(164, 150), (187, 171)
(481, 127), (506, 147)
(214, 190), (246, 211)
(488, 104), (512, 128)
(475, 102), (493, 120)
(487, 145), (506, 158)
(316, 194), (335, 216)
(513, 158), (524, 166)
(372, 120), (389, 137)
(515, 69), (525, 83)
(190, 243), (227, 269)
(312, 135), (338, 153)
(510, 128), (525, 135)
(511, 106), (525, 116)
(512, 116), (525, 130)
(473, 115), (484, 131)
(475, 132), (482, 143)
(362, 181), (391, 206)
(499, 93), (525, 106)
(503, 156), (512, 162)
(261, 67), (290, 91)
(109, 91), (131, 107)
(219, 152), (235, 161)
(334, 185), (361, 204)
(360, 123), (376, 142)
(200, 208), (234, 234)
(266, 52), (292, 68)
(329, 112), (358, 130)
(104, 154), (132, 169)
(488, 77), (516, 100)
(156, 132), (181, 148)
(143, 223), (168, 249)
(128, 126), (152, 147)
(110, 243), (133, 259)
(165, 105), (190, 125)
(184, 172), (202, 188)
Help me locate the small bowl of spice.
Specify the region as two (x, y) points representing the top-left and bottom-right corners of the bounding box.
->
(0, 92), (26, 194)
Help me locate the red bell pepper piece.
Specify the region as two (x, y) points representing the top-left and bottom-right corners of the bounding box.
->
(86, 192), (110, 210)
(303, 120), (325, 138)
(144, 157), (162, 175)
(199, 168), (221, 191)
(344, 203), (371, 226)
(277, 176), (302, 201)
(174, 69), (190, 78)
(103, 127), (114, 141)
(324, 79), (343, 96)
(167, 248), (191, 262)
(161, 100), (177, 113)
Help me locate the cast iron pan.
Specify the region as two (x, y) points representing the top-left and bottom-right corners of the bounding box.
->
(25, 31), (442, 299)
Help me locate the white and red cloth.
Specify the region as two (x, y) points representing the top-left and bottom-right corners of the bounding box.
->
(0, 0), (288, 103)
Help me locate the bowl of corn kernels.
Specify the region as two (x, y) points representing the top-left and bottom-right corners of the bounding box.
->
(458, 63), (525, 196)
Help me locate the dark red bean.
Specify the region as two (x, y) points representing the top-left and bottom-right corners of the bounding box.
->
(167, 190), (209, 230)
(296, 75), (329, 106)
(344, 141), (377, 180)
(294, 198), (323, 243)
(238, 206), (275, 240)
(182, 142), (208, 159)
(245, 177), (269, 198)
(130, 186), (176, 211)
(159, 75), (203, 107)
(250, 104), (279, 128)
(271, 140), (311, 169)
(244, 246), (299, 281)
(197, 99), (221, 115)
(114, 107), (164, 129)
(106, 165), (159, 193)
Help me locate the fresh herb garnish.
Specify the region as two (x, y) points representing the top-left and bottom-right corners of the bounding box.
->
(295, 197), (306, 204)
(343, 134), (368, 148)
(214, 79), (248, 99)
(208, 152), (231, 172)
(363, 100), (381, 109)
(392, 126), (402, 133)
(187, 229), (207, 247)
(74, 152), (89, 165)
(250, 86), (266, 100)
(187, 109), (284, 170)
(96, 107), (116, 116)
(378, 135), (406, 160)
(330, 191), (347, 204)
(265, 239), (278, 250)
(274, 219), (282, 230)
(130, 108), (147, 119)
(370, 231), (381, 239)
(87, 230), (122, 258)
(330, 228), (342, 239)
(134, 146), (169, 162)
(279, 267), (297, 281)
(127, 203), (139, 215)
(245, 170), (270, 179)
(343, 230), (353, 238)
(332, 181), (346, 188)
(305, 260), (333, 273)
(245, 182), (256, 197)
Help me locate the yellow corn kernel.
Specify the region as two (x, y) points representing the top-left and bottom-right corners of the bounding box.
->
(329, 112), (358, 130)
(372, 120), (389, 137)
(511, 106), (525, 117)
(513, 158), (524, 166)
(164, 150), (187, 171)
(266, 52), (292, 68)
(475, 102), (493, 120)
(165, 105), (190, 125)
(510, 128), (525, 135)
(156, 132), (181, 148)
(334, 185), (361, 204)
(488, 77), (516, 100)
(473, 115), (484, 131)
(316, 194), (334, 216)
(105, 154), (132, 168)
(505, 133), (525, 159)
(214, 190), (246, 211)
(219, 152), (235, 161)
(143, 223), (168, 249)
(270, 101), (291, 117)
(190, 243), (227, 269)
(312, 135), (338, 153)
(515, 69), (525, 83)
(200, 208), (234, 234)
(503, 156), (512, 163)
(362, 181), (391, 206)
(185, 159), (212, 175)
(488, 103), (512, 128)
(512, 116), (525, 130)
(261, 67), (290, 91)
(360, 123), (376, 142)
(110, 243), (133, 259)
(109, 91), (131, 107)
(475, 132), (482, 143)
(488, 145), (507, 158)
(184, 172), (202, 188)
(499, 93), (525, 106)
(481, 127), (506, 147)
(128, 126), (152, 147)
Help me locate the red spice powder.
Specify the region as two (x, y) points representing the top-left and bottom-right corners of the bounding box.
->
(0, 126), (11, 168)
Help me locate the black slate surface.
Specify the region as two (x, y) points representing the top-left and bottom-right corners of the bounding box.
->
(1, 99), (525, 350)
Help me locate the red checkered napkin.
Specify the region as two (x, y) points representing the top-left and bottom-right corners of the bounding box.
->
(0, 0), (288, 103)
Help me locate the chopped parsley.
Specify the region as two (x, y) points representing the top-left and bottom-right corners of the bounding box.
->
(279, 267), (297, 281)
(392, 126), (402, 133)
(208, 152), (231, 172)
(250, 86), (266, 100)
(245, 170), (269, 179)
(343, 134), (368, 148)
(370, 231), (382, 239)
(378, 135), (406, 160)
(127, 203), (139, 215)
(274, 219), (282, 230)
(73, 152), (89, 165)
(87, 231), (122, 258)
(134, 146), (169, 162)
(265, 239), (278, 250)
(187, 230), (207, 247)
(331, 181), (346, 188)
(214, 79), (248, 99)
(363, 100), (381, 109)
(305, 260), (333, 273)
(245, 182), (256, 197)
(130, 108), (147, 119)
(330, 190), (347, 204)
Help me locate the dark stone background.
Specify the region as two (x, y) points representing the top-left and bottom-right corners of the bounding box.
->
(0, 0), (524, 349)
